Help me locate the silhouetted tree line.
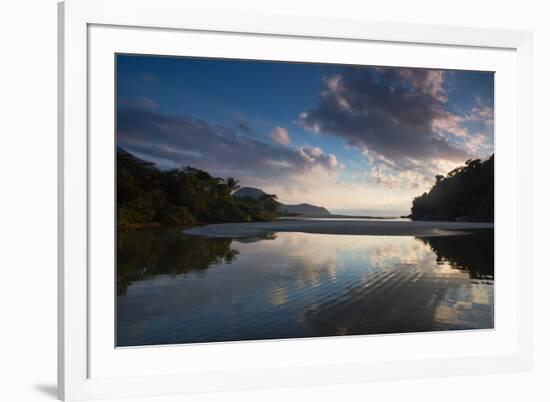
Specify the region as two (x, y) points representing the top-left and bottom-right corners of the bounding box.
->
(411, 155), (494, 222)
(117, 148), (279, 227)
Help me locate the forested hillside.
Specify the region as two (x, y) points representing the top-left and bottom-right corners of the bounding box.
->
(117, 148), (279, 227)
(411, 155), (494, 222)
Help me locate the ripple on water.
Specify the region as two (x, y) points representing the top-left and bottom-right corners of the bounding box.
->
(116, 229), (494, 346)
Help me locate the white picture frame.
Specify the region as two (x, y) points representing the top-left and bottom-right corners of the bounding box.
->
(58, 0), (533, 400)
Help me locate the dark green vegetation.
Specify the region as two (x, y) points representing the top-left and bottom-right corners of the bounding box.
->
(117, 148), (279, 227)
(411, 155), (494, 222)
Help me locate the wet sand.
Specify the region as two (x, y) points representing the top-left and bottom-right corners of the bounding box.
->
(183, 219), (493, 238)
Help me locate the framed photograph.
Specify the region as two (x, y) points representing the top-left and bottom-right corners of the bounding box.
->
(58, 0), (533, 400)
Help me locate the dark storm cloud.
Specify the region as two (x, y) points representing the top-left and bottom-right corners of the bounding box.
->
(117, 102), (342, 178)
(299, 67), (471, 173)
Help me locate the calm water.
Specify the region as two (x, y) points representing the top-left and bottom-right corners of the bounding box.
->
(117, 228), (494, 347)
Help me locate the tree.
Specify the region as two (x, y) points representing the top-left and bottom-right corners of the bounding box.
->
(410, 154), (494, 222)
(226, 177), (241, 193)
(117, 148), (282, 227)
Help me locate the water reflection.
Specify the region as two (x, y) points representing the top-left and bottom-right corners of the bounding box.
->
(117, 228), (239, 296)
(417, 230), (494, 280)
(117, 229), (493, 346)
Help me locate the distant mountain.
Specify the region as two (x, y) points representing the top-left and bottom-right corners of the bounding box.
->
(233, 187), (331, 217)
(278, 203), (331, 216)
(233, 187), (268, 199)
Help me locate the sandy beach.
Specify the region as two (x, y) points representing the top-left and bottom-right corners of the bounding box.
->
(182, 219), (494, 238)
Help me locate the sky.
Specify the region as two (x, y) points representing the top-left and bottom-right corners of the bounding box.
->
(116, 54), (494, 216)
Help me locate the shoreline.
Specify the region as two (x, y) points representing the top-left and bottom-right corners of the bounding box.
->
(182, 219), (494, 238)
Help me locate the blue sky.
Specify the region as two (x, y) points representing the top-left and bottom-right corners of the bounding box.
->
(117, 54), (494, 216)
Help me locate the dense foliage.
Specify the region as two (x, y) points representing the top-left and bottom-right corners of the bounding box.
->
(411, 155), (494, 222)
(117, 148), (279, 227)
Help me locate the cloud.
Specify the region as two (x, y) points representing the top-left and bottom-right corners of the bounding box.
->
(299, 146), (342, 170)
(118, 97), (159, 112)
(117, 101), (343, 185)
(465, 105), (494, 127)
(397, 69), (446, 101)
(270, 127), (291, 145)
(432, 112), (469, 138)
(463, 132), (493, 156)
(299, 67), (492, 181)
(236, 120), (256, 135)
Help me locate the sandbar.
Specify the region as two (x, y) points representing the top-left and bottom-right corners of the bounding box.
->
(183, 219), (493, 238)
